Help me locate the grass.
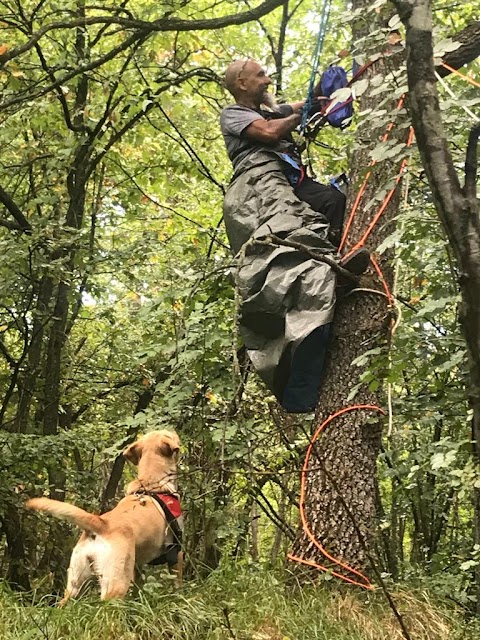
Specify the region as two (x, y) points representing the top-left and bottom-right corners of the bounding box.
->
(1, 564), (479, 639)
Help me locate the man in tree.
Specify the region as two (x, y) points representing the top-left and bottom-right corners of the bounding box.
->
(220, 59), (369, 413)
(221, 59), (347, 245)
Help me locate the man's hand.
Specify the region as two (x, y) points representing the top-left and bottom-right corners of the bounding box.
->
(290, 97), (326, 116)
(288, 100), (305, 113)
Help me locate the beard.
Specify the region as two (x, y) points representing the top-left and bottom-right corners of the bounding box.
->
(260, 91), (278, 110)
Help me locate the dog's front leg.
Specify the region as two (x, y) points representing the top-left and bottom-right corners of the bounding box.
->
(169, 550), (183, 588)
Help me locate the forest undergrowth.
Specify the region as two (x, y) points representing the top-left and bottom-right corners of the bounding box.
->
(1, 564), (479, 640)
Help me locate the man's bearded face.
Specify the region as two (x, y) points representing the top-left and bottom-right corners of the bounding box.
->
(239, 61), (273, 107)
(261, 91), (277, 109)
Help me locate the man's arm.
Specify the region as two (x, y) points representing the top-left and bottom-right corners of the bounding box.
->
(243, 112), (301, 144)
(243, 96), (323, 142)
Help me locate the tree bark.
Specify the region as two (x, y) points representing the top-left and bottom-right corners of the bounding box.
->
(14, 275), (54, 433)
(2, 506), (31, 591)
(291, 1), (408, 582)
(435, 20), (480, 77)
(292, 107), (400, 580)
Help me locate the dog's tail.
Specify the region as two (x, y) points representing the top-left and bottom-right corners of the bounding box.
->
(26, 497), (107, 535)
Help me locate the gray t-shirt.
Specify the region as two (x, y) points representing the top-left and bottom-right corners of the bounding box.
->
(220, 103), (295, 169)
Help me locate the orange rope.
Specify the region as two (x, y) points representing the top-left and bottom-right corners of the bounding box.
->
(343, 126), (415, 260)
(441, 62), (480, 89)
(370, 256), (394, 304)
(287, 552), (374, 588)
(288, 404), (386, 590)
(288, 80), (425, 589)
(340, 61), (477, 254)
(288, 54), (478, 590)
(339, 96), (406, 252)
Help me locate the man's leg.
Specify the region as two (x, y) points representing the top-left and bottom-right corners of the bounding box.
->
(295, 176), (346, 245)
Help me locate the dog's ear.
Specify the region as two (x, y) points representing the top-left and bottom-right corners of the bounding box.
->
(123, 441), (142, 465)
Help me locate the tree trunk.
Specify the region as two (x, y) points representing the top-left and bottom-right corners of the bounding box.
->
(250, 502), (259, 560)
(270, 490), (287, 564)
(14, 275), (54, 433)
(291, 2), (407, 582)
(3, 506), (31, 591)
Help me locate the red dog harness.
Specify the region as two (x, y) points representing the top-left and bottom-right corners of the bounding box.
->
(147, 493), (183, 567)
(155, 493), (182, 519)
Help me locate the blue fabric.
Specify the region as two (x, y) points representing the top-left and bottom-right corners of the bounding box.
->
(278, 152), (302, 186)
(281, 323), (331, 413)
(320, 66), (353, 129)
(329, 173), (348, 195)
(278, 152), (301, 172)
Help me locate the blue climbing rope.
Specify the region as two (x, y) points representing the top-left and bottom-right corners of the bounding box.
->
(300, 0), (333, 134)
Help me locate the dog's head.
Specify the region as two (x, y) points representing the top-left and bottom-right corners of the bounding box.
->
(123, 429), (180, 466)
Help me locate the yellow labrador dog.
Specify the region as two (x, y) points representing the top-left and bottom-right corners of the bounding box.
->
(26, 430), (182, 603)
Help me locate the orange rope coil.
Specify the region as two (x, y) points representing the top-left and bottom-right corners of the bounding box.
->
(288, 405), (386, 589)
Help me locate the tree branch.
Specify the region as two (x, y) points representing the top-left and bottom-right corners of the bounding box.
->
(154, 105), (226, 194)
(436, 20), (480, 77)
(0, 218), (22, 231)
(0, 185), (32, 232)
(0, 0), (286, 66)
(0, 28), (148, 113)
(87, 40), (146, 146)
(392, 0), (480, 612)
(108, 158), (229, 249)
(87, 67), (217, 175)
(33, 42), (85, 133)
(0, 337), (17, 367)
(259, 234), (359, 282)
(464, 124), (480, 202)
(70, 380), (133, 424)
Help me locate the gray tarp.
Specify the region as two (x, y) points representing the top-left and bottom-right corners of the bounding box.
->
(223, 149), (337, 408)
